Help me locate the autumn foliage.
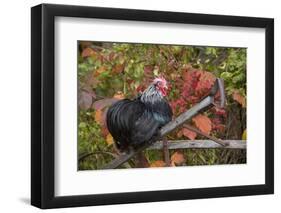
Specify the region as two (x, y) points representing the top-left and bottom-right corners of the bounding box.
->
(78, 42), (247, 170)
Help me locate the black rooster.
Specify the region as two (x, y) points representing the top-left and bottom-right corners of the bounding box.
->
(106, 77), (173, 152)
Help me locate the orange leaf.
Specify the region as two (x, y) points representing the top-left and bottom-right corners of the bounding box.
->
(106, 134), (114, 145)
(182, 128), (197, 140)
(101, 127), (109, 138)
(112, 64), (124, 74)
(192, 114), (212, 134)
(113, 91), (125, 100)
(94, 66), (107, 77)
(171, 152), (185, 165)
(232, 90), (246, 108)
(94, 110), (103, 125)
(177, 130), (183, 138)
(150, 160), (166, 167)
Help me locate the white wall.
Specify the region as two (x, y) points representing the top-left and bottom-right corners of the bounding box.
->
(0, 0), (279, 212)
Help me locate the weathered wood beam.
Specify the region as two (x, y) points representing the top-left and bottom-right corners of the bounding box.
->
(147, 140), (246, 150)
(159, 96), (214, 136)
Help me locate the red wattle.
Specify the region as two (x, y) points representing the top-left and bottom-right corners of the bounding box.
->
(160, 87), (167, 96)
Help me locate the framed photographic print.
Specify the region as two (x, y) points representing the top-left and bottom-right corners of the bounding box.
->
(31, 3), (274, 209)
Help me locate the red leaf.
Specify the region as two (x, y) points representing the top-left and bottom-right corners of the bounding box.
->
(214, 107), (226, 116)
(192, 114), (212, 134)
(195, 71), (216, 94)
(198, 70), (216, 82)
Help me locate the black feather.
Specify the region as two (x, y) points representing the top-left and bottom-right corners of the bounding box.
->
(106, 84), (173, 152)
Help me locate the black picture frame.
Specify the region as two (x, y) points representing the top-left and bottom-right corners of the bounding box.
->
(31, 3), (274, 209)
